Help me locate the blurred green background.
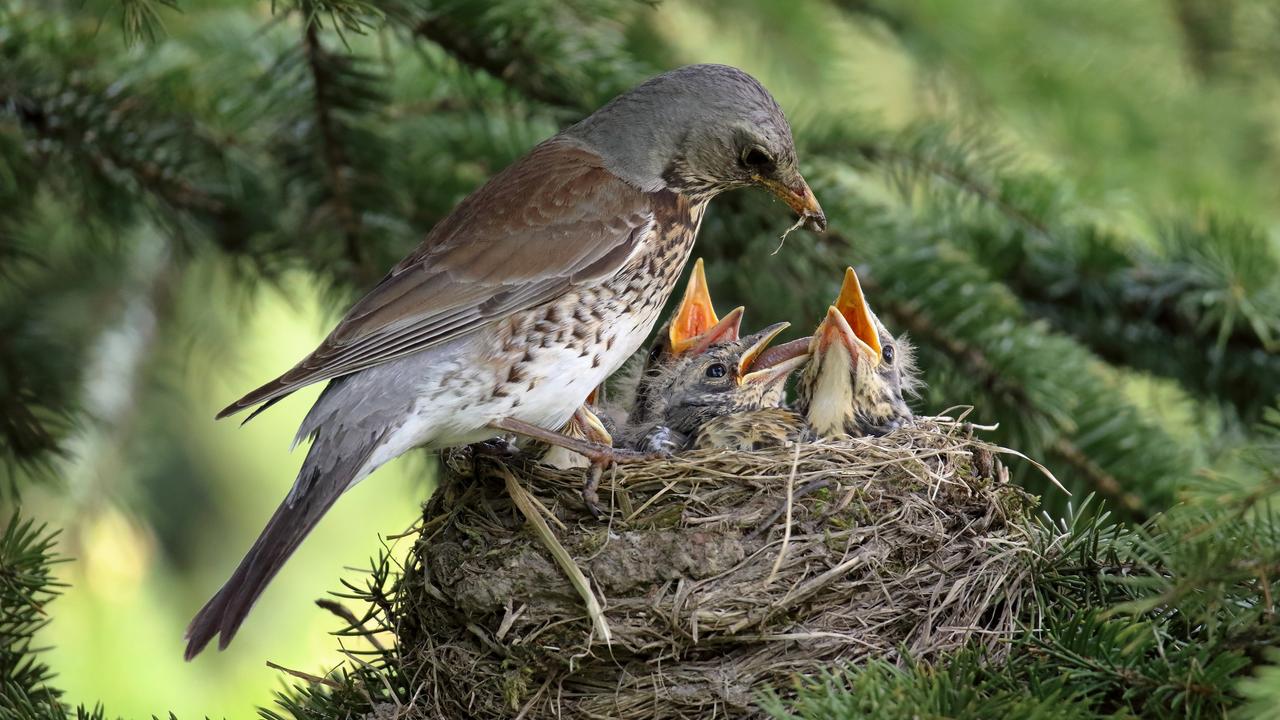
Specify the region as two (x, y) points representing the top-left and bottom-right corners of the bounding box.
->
(3, 0), (1280, 717)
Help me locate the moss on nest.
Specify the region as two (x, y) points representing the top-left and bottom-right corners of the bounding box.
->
(390, 417), (1046, 719)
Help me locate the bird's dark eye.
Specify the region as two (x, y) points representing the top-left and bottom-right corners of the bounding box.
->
(882, 345), (895, 364)
(740, 146), (773, 170)
(705, 362), (728, 378)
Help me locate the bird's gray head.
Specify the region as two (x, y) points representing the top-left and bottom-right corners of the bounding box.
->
(565, 64), (825, 231)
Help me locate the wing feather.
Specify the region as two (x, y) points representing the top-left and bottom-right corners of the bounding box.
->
(218, 139), (656, 419)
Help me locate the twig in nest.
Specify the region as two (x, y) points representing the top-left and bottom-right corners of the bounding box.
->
(500, 466), (613, 645)
(994, 443), (1069, 495)
(766, 442), (802, 584)
(316, 598), (387, 652)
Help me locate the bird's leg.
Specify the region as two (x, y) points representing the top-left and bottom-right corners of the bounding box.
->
(490, 416), (655, 519)
(581, 463), (606, 520)
(489, 417), (652, 465)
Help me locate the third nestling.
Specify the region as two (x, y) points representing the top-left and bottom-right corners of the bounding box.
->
(795, 267), (918, 438)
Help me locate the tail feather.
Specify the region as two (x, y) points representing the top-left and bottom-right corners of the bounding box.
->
(184, 437), (379, 660)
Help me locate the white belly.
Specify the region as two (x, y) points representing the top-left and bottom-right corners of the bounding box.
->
(356, 298), (659, 477)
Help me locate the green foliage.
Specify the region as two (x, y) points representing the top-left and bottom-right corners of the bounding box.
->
(0, 512), (66, 719)
(760, 657), (1114, 720)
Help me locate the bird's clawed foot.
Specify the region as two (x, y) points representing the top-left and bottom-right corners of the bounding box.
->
(579, 447), (663, 519)
(582, 464), (605, 519)
(489, 416), (663, 518)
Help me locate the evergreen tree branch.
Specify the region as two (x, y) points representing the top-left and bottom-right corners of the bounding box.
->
(118, 0), (181, 46)
(303, 20), (364, 268)
(870, 285), (1146, 515)
(815, 122), (1280, 419)
(402, 0), (650, 116)
(0, 512), (66, 717)
(412, 15), (581, 113)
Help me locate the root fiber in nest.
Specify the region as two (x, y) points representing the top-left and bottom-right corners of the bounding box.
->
(391, 417), (1045, 720)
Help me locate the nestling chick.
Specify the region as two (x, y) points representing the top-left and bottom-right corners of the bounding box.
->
(627, 258), (745, 429)
(547, 257), (739, 468)
(624, 322), (809, 453)
(796, 267), (917, 438)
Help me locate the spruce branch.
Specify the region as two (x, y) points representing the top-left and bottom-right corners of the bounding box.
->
(823, 122), (1280, 418)
(404, 0), (650, 116)
(118, 0), (181, 46)
(0, 512), (65, 716)
(868, 282), (1146, 515)
(303, 21), (364, 269)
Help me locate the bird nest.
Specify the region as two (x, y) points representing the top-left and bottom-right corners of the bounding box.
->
(389, 415), (1048, 719)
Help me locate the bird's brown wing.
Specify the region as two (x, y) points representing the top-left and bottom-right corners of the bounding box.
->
(218, 139), (659, 419)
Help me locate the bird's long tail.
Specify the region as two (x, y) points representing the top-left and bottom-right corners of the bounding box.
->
(183, 436), (379, 660)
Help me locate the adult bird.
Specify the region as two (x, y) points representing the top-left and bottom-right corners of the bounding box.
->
(184, 64), (824, 659)
(795, 267), (916, 438)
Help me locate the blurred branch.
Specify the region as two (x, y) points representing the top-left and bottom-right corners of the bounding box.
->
(119, 0), (181, 46)
(412, 15), (583, 113)
(303, 21), (364, 267)
(822, 123), (1280, 419)
(402, 0), (650, 117)
(1168, 0), (1236, 78)
(7, 93), (226, 217)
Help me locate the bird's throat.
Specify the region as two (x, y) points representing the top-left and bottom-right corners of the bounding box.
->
(807, 347), (856, 437)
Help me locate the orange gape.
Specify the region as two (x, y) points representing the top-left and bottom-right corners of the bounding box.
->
(670, 258), (720, 353)
(669, 257), (745, 356)
(833, 266), (882, 359)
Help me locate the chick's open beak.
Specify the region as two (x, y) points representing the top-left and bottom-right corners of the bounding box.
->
(814, 305), (877, 365)
(832, 267), (882, 363)
(669, 258), (720, 354)
(754, 174), (826, 232)
(738, 321), (810, 386)
(687, 306), (744, 356)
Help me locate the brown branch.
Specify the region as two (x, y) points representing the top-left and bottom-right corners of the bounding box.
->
(412, 17), (585, 113)
(302, 22), (363, 267)
(316, 597), (387, 652)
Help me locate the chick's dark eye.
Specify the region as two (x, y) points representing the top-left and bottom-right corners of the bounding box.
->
(882, 345), (895, 364)
(705, 363), (728, 378)
(740, 146), (773, 170)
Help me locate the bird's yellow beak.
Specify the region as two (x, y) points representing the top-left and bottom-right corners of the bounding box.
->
(738, 321), (808, 386)
(669, 258), (745, 356)
(829, 266), (882, 364)
(753, 174), (826, 232)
